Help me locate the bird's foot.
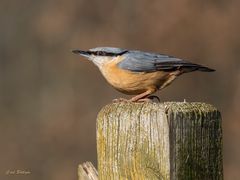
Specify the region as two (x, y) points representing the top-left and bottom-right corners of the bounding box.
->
(137, 98), (152, 102)
(112, 98), (129, 103)
(136, 96), (160, 103)
(148, 95), (160, 102)
(113, 95), (160, 103)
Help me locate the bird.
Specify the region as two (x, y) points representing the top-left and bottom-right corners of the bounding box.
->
(72, 47), (215, 102)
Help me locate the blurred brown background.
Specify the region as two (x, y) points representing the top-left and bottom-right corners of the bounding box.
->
(0, 0), (239, 179)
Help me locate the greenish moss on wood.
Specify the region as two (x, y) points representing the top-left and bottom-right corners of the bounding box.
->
(97, 102), (223, 180)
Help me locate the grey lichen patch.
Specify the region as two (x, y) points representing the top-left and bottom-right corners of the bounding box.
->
(164, 102), (217, 112)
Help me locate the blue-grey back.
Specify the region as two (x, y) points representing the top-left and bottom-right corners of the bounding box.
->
(117, 50), (193, 72)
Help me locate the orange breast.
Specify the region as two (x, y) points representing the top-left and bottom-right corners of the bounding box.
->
(99, 57), (176, 95)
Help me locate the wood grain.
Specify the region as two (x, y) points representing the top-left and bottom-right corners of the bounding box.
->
(97, 102), (223, 180)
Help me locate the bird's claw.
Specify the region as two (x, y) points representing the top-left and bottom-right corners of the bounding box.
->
(148, 95), (160, 102)
(136, 96), (160, 103)
(136, 98), (152, 103)
(113, 96), (160, 103)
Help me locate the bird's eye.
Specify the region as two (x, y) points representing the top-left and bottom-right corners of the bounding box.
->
(96, 51), (105, 56)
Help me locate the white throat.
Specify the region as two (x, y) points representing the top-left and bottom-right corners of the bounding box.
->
(91, 56), (114, 69)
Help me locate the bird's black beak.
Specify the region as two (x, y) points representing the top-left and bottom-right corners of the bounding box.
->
(72, 49), (91, 57)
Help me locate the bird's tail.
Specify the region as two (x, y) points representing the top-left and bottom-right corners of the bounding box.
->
(180, 64), (215, 73)
(197, 65), (215, 72)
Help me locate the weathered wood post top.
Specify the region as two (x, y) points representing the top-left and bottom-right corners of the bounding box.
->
(97, 102), (223, 180)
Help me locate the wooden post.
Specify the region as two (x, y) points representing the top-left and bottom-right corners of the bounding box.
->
(97, 102), (223, 179)
(78, 162), (98, 180)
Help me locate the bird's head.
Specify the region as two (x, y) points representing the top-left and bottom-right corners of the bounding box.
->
(72, 47), (128, 67)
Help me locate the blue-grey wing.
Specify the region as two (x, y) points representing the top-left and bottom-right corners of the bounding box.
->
(117, 51), (212, 72)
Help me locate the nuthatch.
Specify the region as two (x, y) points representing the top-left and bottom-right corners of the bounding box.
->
(72, 47), (215, 102)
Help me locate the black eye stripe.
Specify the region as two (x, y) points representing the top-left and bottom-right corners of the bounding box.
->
(89, 50), (128, 56)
